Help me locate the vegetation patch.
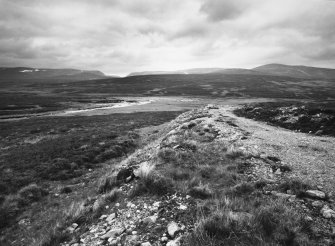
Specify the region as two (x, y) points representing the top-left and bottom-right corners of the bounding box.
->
(234, 101), (335, 137)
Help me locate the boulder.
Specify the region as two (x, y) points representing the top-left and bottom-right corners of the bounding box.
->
(167, 222), (180, 238)
(101, 227), (124, 239)
(143, 215), (158, 224)
(321, 205), (335, 219)
(106, 213), (116, 223)
(306, 190), (326, 200)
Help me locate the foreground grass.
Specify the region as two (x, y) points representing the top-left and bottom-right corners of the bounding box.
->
(120, 108), (317, 245)
(0, 111), (183, 245)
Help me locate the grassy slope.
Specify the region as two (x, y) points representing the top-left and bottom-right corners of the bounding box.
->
(0, 111), (183, 245)
(53, 106), (328, 246)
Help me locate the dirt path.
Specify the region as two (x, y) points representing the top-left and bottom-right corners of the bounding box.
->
(222, 106), (335, 194)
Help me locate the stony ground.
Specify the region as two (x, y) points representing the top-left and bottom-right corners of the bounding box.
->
(59, 105), (335, 246)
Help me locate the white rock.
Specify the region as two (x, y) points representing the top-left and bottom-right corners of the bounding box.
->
(141, 242), (152, 246)
(143, 215), (158, 224)
(153, 201), (160, 207)
(306, 190), (326, 199)
(166, 237), (181, 246)
(167, 222), (180, 238)
(161, 236), (168, 242)
(100, 214), (108, 220)
(106, 213), (116, 222)
(179, 205), (187, 210)
(311, 201), (323, 207)
(321, 205), (335, 219)
(101, 227), (124, 239)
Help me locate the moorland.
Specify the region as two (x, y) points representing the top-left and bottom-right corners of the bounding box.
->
(0, 64), (335, 246)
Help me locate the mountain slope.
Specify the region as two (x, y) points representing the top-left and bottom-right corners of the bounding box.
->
(253, 64), (335, 79)
(0, 67), (109, 83)
(128, 68), (263, 77)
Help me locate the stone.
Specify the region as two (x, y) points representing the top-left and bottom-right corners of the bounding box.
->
(274, 169), (282, 175)
(141, 242), (152, 246)
(179, 205), (187, 210)
(100, 215), (108, 220)
(305, 216), (313, 222)
(271, 191), (296, 200)
(167, 222), (180, 238)
(306, 190), (326, 199)
(132, 231), (137, 235)
(106, 213), (116, 222)
(101, 227), (124, 239)
(153, 201), (160, 207)
(166, 237), (181, 246)
(143, 215), (158, 224)
(311, 201), (323, 207)
(321, 206), (335, 219)
(161, 237), (168, 242)
(124, 235), (139, 245)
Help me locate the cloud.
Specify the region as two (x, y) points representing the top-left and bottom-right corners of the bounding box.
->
(200, 0), (252, 21)
(0, 0), (334, 75)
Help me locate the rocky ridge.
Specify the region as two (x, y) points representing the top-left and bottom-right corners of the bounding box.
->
(60, 105), (335, 245)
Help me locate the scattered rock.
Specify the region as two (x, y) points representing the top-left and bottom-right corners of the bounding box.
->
(321, 205), (335, 219)
(306, 190), (326, 200)
(143, 215), (158, 224)
(161, 236), (168, 242)
(101, 227), (124, 239)
(166, 237), (181, 246)
(167, 222), (180, 238)
(106, 213), (116, 223)
(141, 242), (152, 246)
(311, 200), (323, 207)
(271, 191), (296, 200)
(125, 235), (139, 245)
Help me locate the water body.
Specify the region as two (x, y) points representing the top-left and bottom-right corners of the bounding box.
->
(61, 100), (154, 115)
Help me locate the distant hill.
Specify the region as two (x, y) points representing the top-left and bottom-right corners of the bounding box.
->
(128, 64), (335, 79)
(0, 67), (110, 83)
(128, 68), (263, 77)
(253, 64), (335, 79)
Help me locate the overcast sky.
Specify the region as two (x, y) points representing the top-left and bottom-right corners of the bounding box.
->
(0, 0), (334, 75)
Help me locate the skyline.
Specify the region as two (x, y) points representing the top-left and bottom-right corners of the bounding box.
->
(1, 0), (335, 76)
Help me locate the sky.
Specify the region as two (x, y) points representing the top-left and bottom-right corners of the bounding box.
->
(0, 0), (334, 76)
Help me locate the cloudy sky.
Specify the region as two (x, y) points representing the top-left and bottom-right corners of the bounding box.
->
(0, 0), (334, 75)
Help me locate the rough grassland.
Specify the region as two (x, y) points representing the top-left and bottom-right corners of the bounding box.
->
(0, 111), (183, 245)
(52, 105), (335, 246)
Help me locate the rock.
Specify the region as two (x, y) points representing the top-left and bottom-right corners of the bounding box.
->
(161, 236), (168, 242)
(167, 222), (180, 238)
(153, 201), (160, 207)
(101, 227), (124, 239)
(125, 235), (139, 245)
(271, 191), (296, 200)
(141, 242), (152, 246)
(305, 216), (313, 222)
(311, 201), (323, 207)
(132, 231), (137, 235)
(166, 237), (181, 246)
(106, 213), (116, 223)
(179, 205), (187, 210)
(306, 190), (326, 199)
(274, 169), (282, 175)
(100, 214), (108, 220)
(143, 215), (158, 224)
(321, 205), (335, 219)
(117, 167), (134, 181)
